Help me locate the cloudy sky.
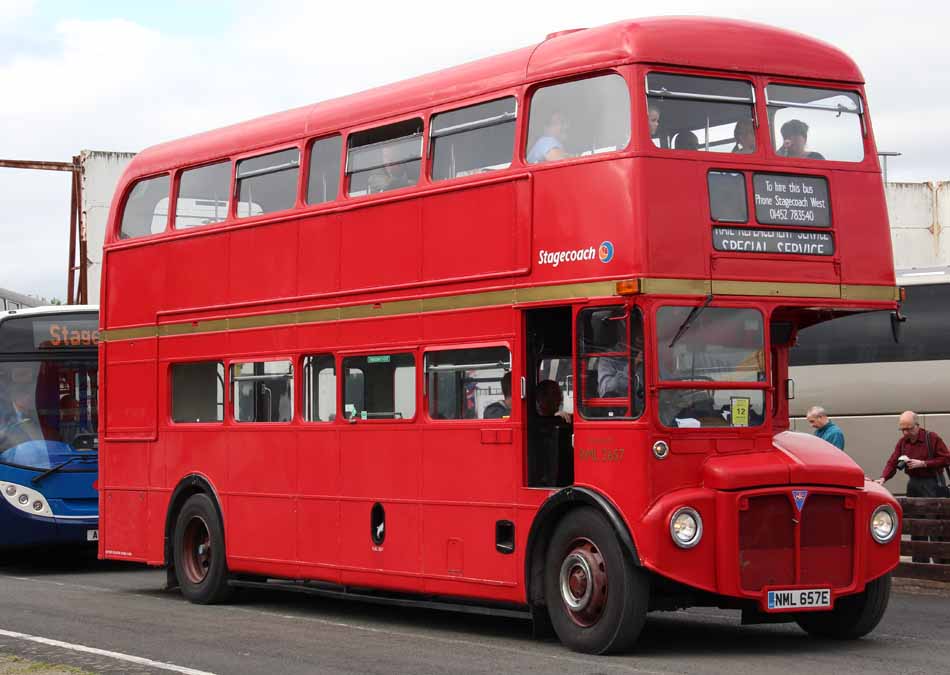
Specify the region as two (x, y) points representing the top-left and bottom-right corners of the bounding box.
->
(0, 0), (944, 302)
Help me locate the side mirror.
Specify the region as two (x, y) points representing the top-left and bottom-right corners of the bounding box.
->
(785, 378), (796, 400)
(890, 310), (906, 344)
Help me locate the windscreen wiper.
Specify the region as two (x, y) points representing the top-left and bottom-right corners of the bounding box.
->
(30, 456), (93, 485)
(668, 294), (714, 348)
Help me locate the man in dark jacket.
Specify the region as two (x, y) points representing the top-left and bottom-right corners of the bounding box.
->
(876, 411), (950, 562)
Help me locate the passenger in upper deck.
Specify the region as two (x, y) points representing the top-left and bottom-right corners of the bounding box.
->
(732, 118), (756, 154)
(368, 144), (413, 193)
(648, 104), (661, 141)
(527, 111), (569, 164)
(777, 119), (825, 160)
(674, 130), (699, 151)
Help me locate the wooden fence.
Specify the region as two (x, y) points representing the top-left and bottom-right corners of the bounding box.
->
(895, 497), (950, 583)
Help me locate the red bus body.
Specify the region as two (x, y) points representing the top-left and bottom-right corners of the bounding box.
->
(98, 18), (901, 652)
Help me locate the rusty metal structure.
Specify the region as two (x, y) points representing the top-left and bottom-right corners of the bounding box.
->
(0, 152), (135, 305)
(0, 156), (85, 304)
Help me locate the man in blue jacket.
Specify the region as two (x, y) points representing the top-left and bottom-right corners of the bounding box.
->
(806, 406), (845, 451)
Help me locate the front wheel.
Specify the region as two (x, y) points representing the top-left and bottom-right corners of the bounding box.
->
(795, 574), (891, 639)
(173, 493), (233, 604)
(544, 507), (649, 654)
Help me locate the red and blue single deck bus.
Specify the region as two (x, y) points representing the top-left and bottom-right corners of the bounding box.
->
(98, 18), (901, 654)
(1, 306), (99, 548)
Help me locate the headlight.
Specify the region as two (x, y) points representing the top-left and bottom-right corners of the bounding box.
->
(1, 481), (54, 518)
(670, 507), (703, 549)
(870, 505), (898, 544)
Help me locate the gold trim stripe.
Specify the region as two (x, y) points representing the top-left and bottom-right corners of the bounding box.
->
(100, 277), (899, 342)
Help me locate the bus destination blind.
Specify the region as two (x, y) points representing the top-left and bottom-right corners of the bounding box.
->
(32, 319), (100, 349)
(713, 227), (834, 256)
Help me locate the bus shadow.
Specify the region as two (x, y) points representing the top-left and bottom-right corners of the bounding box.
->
(631, 611), (877, 657)
(0, 546), (145, 575)
(233, 585), (536, 643)
(231, 587), (879, 657)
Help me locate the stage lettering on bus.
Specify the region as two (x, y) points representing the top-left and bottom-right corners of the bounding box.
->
(44, 323), (100, 348)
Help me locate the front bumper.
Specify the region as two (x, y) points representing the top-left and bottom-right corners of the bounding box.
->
(637, 482), (900, 607)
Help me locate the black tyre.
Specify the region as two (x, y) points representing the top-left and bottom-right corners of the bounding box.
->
(173, 493), (233, 604)
(795, 573), (891, 639)
(544, 507), (649, 654)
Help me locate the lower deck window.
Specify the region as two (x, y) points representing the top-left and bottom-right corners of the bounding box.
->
(303, 355), (336, 422)
(425, 346), (510, 420)
(231, 360), (293, 423)
(343, 353), (415, 420)
(171, 362), (224, 423)
(659, 389), (765, 428)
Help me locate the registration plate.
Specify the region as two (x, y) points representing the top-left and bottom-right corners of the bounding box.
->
(766, 588), (831, 611)
(87, 529), (99, 542)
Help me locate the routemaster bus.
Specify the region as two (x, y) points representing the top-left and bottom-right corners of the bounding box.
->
(98, 18), (901, 654)
(1, 306), (99, 548)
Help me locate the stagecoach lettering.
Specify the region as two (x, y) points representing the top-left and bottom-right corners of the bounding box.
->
(32, 320), (101, 349)
(753, 174), (831, 227)
(538, 246), (598, 268)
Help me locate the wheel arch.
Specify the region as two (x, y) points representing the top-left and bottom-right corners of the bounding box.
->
(525, 486), (641, 611)
(163, 474), (224, 583)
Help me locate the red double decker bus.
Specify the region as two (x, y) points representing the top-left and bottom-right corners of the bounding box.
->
(99, 18), (901, 653)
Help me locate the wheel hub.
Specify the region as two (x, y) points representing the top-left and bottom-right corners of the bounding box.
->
(558, 538), (608, 627)
(181, 515), (212, 584)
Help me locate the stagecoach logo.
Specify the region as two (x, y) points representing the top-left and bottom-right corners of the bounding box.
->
(792, 489), (809, 512)
(537, 241), (615, 268)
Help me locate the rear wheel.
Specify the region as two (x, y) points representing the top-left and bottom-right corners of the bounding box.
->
(795, 574), (891, 639)
(544, 507), (648, 654)
(173, 493), (233, 604)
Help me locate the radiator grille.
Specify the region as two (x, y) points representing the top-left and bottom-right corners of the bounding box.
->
(738, 492), (853, 592)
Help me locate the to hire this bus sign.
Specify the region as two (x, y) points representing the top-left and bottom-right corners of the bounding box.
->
(33, 320), (100, 349)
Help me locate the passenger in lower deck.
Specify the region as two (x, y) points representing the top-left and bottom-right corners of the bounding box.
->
(536, 379), (572, 424)
(530, 379), (573, 487)
(483, 372), (512, 419)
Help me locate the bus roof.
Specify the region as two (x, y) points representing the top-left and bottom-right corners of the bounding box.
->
(0, 305), (98, 325)
(125, 17), (863, 178)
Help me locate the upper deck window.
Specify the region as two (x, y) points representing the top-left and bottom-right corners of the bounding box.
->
(119, 174), (170, 239)
(767, 85), (864, 162)
(526, 74), (630, 164)
(175, 160), (231, 229)
(306, 135), (342, 205)
(347, 119), (423, 196)
(235, 148), (300, 217)
(646, 73), (755, 154)
(431, 98), (516, 181)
